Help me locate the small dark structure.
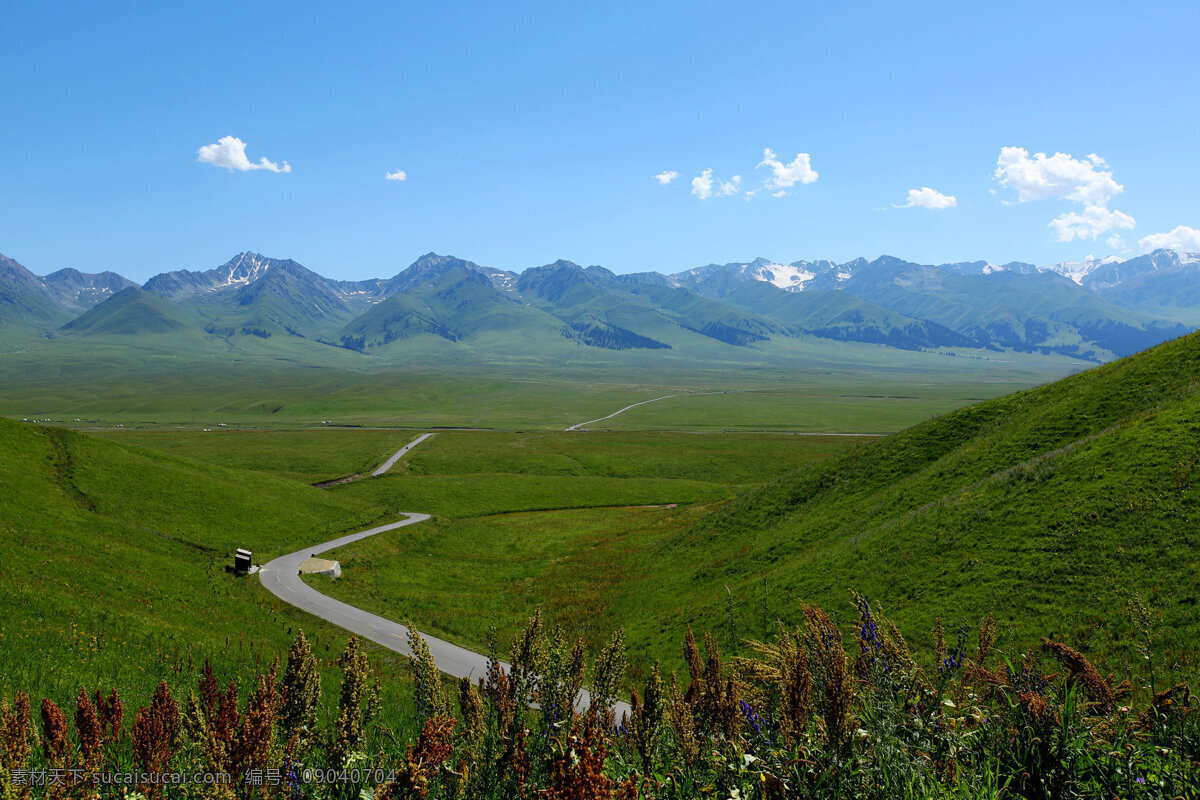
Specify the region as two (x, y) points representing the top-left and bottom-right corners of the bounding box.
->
(234, 548), (252, 574)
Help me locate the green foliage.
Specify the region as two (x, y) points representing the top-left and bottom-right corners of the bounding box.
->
(406, 626), (450, 725)
(641, 330), (1200, 681)
(0, 416), (394, 705)
(331, 636), (378, 766)
(279, 630), (322, 746)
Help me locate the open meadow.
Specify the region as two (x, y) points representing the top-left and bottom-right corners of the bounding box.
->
(4, 346), (1200, 796)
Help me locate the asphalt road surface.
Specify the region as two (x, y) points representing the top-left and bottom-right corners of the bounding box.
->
(565, 390), (735, 431)
(260, 512), (629, 717)
(372, 433), (436, 475)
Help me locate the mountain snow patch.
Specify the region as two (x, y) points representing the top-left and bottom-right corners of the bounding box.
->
(748, 262), (816, 290)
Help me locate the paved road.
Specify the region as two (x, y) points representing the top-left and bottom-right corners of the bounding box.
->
(372, 433), (436, 476)
(565, 390), (734, 431)
(260, 512), (629, 717)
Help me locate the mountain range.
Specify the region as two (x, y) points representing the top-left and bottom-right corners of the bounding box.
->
(3, 248), (1198, 363)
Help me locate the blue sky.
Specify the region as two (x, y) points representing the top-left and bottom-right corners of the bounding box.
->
(3, 1), (1198, 282)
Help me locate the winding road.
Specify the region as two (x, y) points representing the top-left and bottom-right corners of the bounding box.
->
(565, 390), (735, 431)
(371, 433), (435, 476)
(260, 433), (629, 716)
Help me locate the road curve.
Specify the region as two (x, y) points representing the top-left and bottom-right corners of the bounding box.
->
(565, 390), (735, 431)
(260, 513), (629, 717)
(372, 433), (435, 476)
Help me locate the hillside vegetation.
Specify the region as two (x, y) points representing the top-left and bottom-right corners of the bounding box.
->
(673, 330), (1200, 676)
(0, 417), (398, 704)
(311, 332), (1200, 692)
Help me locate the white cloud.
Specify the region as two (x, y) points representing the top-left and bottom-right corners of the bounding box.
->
(994, 146), (1136, 241)
(1048, 205), (1136, 242)
(896, 187), (957, 210)
(994, 146), (1122, 205)
(385, 170), (408, 181)
(1138, 225), (1200, 253)
(689, 147), (813, 201)
(691, 169), (741, 199)
(1106, 234), (1128, 252)
(197, 136), (291, 173)
(653, 170), (679, 185)
(757, 148), (818, 191)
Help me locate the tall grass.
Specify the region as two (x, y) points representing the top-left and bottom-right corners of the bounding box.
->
(3, 600), (1195, 799)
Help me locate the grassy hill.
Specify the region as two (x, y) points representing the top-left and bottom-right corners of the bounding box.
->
(0, 416), (399, 705)
(312, 332), (1200, 689)
(663, 329), (1200, 675)
(338, 263), (571, 349)
(60, 286), (193, 335)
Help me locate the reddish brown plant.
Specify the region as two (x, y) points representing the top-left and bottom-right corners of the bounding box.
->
(74, 686), (102, 771)
(40, 699), (69, 766)
(540, 718), (620, 800)
(130, 681), (180, 797)
(95, 688), (124, 744)
(1041, 638), (1116, 714)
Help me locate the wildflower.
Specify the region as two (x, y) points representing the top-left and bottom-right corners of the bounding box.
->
(39, 699), (69, 766)
(802, 605), (854, 747)
(232, 663), (280, 780)
(739, 700), (764, 735)
(74, 687), (102, 771)
(198, 660), (220, 719)
(332, 636), (377, 765)
(95, 688), (123, 744)
(665, 673), (700, 767)
(130, 681), (179, 798)
(379, 714), (459, 799)
(977, 612), (998, 665)
(629, 663), (664, 774)
(457, 677), (485, 741)
(591, 628), (628, 727)
(541, 717), (625, 800)
(1, 692), (35, 776)
(407, 625), (451, 724)
(1041, 638), (1117, 713)
(938, 626), (969, 681)
(853, 594), (890, 679)
(279, 630), (322, 746)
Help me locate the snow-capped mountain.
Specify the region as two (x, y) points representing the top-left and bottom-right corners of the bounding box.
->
(142, 252), (279, 300)
(675, 250), (1200, 295)
(1039, 255), (1124, 285)
(6, 246), (1200, 362)
(0, 252), (138, 328)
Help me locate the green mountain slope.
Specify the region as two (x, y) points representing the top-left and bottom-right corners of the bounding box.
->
(338, 262), (570, 349)
(0, 417), (388, 701)
(188, 260), (356, 338)
(0, 253), (67, 333)
(844, 258), (1188, 359)
(662, 330), (1200, 670)
(1086, 250), (1200, 326)
(518, 261), (782, 349)
(60, 286), (194, 335)
(696, 278), (972, 350)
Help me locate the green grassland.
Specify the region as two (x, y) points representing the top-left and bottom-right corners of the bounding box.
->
(304, 334), (1200, 693)
(6, 326), (1198, 724)
(0, 411), (862, 705)
(0, 416), (429, 722)
(0, 318), (1082, 430)
(570, 384), (1020, 433)
(90, 428), (424, 483)
(391, 430), (862, 484)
